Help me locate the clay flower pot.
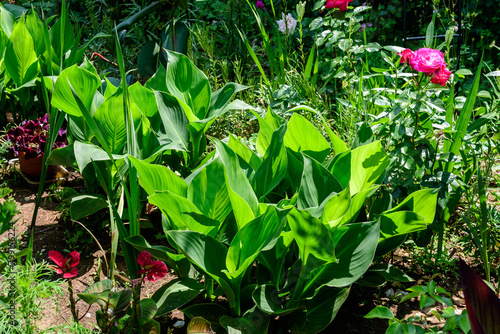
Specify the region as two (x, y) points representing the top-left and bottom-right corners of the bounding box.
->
(18, 151), (57, 181)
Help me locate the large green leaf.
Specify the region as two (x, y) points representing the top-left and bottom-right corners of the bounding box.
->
(220, 307), (269, 334)
(149, 191), (220, 237)
(165, 50), (211, 119)
(253, 285), (306, 316)
(226, 207), (283, 279)
(255, 112), (275, 157)
(335, 186), (378, 227)
(0, 6), (15, 36)
(129, 81), (158, 117)
(288, 208), (336, 267)
(251, 124), (288, 199)
(73, 141), (126, 173)
(291, 286), (350, 334)
(298, 154), (343, 210)
(207, 83), (248, 118)
(303, 220), (380, 292)
(4, 18), (38, 86)
(49, 8), (75, 56)
(284, 113), (331, 162)
(51, 65), (101, 116)
(321, 186), (351, 226)
(384, 188), (438, 225)
(93, 91), (141, 153)
(167, 230), (228, 282)
(25, 9), (44, 56)
(228, 134), (262, 171)
(349, 141), (389, 196)
(162, 20), (189, 55)
(444, 60), (482, 172)
(70, 194), (108, 220)
(288, 105), (347, 155)
(129, 156), (187, 197)
(77, 279), (113, 307)
(379, 211), (427, 239)
(155, 91), (190, 151)
(152, 278), (204, 317)
(138, 298), (157, 326)
(187, 157), (232, 223)
(214, 139), (259, 228)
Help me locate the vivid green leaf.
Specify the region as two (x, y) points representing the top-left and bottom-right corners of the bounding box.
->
(52, 65), (101, 116)
(298, 154), (343, 210)
(150, 191), (220, 237)
(251, 124), (287, 199)
(364, 306), (394, 320)
(226, 207), (283, 278)
(303, 220), (380, 291)
(186, 157), (231, 223)
(155, 91), (190, 151)
(214, 139), (259, 228)
(349, 141), (389, 196)
(129, 156), (187, 197)
(5, 18), (38, 86)
(167, 230), (228, 282)
(152, 278), (204, 317)
(165, 50), (211, 119)
(284, 113), (331, 162)
(288, 208), (336, 267)
(70, 194), (108, 220)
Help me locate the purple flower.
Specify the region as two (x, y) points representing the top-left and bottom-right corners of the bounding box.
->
(359, 22), (373, 32)
(256, 0), (266, 9)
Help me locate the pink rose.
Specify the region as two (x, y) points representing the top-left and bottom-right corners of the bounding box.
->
(409, 48), (446, 74)
(325, 0), (354, 11)
(430, 66), (452, 86)
(398, 49), (414, 64)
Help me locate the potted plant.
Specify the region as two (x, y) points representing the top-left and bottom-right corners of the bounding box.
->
(4, 114), (67, 180)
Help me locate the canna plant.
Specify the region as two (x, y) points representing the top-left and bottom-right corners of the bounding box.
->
(0, 3), (107, 125)
(126, 107), (437, 332)
(47, 46), (250, 279)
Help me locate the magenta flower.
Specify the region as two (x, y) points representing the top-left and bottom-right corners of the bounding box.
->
(256, 0), (265, 9)
(430, 66), (452, 86)
(137, 251), (168, 282)
(325, 0), (354, 11)
(409, 48), (446, 74)
(49, 250), (80, 278)
(398, 49), (414, 64)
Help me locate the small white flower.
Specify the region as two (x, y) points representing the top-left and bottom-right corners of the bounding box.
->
(276, 13), (297, 35)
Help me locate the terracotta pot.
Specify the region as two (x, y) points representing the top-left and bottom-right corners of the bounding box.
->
(18, 151), (57, 181)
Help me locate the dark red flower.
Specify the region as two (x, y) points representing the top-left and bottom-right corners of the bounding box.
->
(398, 49), (414, 64)
(325, 0), (353, 11)
(49, 250), (79, 278)
(430, 65), (452, 86)
(136, 251), (168, 282)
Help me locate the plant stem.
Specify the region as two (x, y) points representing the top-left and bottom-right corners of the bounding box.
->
(68, 279), (79, 323)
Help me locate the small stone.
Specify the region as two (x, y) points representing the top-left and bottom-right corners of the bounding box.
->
(173, 320), (185, 328)
(24, 197), (30, 202)
(385, 288), (395, 299)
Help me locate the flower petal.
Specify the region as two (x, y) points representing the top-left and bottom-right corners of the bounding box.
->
(137, 251), (152, 267)
(49, 250), (66, 268)
(146, 261), (168, 282)
(69, 251), (80, 268)
(63, 268), (78, 279)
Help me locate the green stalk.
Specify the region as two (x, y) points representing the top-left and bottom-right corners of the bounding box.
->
(68, 279), (79, 323)
(477, 162), (491, 281)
